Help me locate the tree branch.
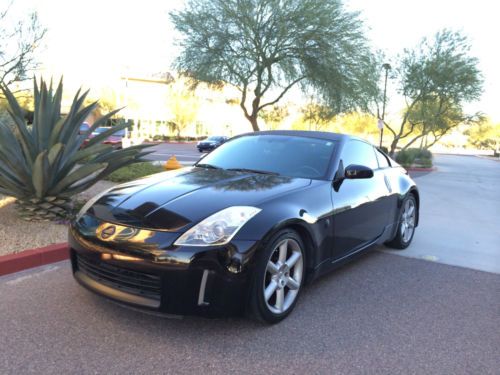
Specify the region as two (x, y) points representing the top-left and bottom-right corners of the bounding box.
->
(258, 76), (306, 111)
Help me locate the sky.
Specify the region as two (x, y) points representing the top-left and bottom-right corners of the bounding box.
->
(7, 0), (500, 121)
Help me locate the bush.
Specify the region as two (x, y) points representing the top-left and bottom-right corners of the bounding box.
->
(378, 146), (389, 154)
(105, 162), (164, 183)
(396, 148), (433, 168)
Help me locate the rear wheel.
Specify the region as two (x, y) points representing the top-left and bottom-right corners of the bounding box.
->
(248, 229), (305, 323)
(386, 194), (417, 249)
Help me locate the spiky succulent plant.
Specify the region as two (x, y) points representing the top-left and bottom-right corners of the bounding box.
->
(0, 78), (153, 221)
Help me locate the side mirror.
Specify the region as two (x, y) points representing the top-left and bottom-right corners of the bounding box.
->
(345, 164), (374, 179)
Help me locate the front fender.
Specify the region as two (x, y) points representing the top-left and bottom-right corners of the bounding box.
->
(235, 181), (334, 270)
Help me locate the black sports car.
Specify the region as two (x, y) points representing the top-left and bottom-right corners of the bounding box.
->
(197, 136), (228, 152)
(70, 131), (419, 323)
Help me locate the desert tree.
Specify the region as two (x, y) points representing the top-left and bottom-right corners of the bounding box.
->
(301, 102), (335, 131)
(0, 1), (46, 90)
(381, 30), (483, 154)
(171, 0), (379, 131)
(259, 104), (288, 130)
(465, 119), (500, 155)
(168, 78), (200, 139)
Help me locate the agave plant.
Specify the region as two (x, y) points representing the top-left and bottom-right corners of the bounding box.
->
(0, 78), (153, 221)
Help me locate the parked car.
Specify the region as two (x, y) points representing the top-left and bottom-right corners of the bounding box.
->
(197, 135), (228, 152)
(70, 131), (419, 323)
(84, 127), (125, 149)
(79, 122), (90, 134)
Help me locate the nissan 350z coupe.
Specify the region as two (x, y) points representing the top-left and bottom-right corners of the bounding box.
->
(70, 131), (419, 323)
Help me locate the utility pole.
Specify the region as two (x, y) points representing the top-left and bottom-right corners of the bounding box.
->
(380, 63), (391, 148)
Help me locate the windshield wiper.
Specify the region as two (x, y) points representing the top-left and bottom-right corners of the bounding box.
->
(195, 163), (222, 169)
(227, 168), (280, 176)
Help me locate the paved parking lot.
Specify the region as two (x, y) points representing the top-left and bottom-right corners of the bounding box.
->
(1, 153), (499, 374)
(145, 142), (202, 164)
(1, 253), (498, 374)
(384, 154), (500, 274)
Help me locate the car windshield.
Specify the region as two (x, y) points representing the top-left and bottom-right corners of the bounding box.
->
(206, 136), (222, 141)
(197, 135), (336, 179)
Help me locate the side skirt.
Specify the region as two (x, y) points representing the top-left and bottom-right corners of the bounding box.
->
(307, 223), (396, 283)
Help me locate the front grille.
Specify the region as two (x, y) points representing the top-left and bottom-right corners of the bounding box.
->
(76, 254), (161, 301)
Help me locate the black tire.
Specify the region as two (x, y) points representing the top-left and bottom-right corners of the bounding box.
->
(385, 194), (417, 249)
(248, 229), (306, 324)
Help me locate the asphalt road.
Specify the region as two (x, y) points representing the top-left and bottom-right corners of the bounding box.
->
(0, 153), (499, 374)
(145, 142), (202, 164)
(1, 253), (499, 375)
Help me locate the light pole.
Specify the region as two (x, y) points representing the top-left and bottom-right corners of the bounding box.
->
(380, 63), (391, 148)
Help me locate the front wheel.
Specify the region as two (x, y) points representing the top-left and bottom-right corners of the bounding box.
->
(248, 229), (305, 323)
(386, 194), (417, 249)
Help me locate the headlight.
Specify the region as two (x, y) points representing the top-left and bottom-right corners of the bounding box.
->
(174, 206), (261, 246)
(75, 188), (112, 221)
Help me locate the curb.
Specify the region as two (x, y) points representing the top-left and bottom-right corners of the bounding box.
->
(0, 243), (69, 277)
(475, 155), (500, 162)
(144, 141), (198, 145)
(405, 167), (437, 172)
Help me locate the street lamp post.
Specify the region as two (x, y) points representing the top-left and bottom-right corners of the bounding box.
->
(380, 63), (391, 148)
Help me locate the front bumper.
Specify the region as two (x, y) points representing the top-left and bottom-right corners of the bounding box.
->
(69, 223), (259, 317)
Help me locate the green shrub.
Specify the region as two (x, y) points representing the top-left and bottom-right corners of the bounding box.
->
(396, 148), (433, 168)
(105, 162), (164, 183)
(378, 146), (389, 154)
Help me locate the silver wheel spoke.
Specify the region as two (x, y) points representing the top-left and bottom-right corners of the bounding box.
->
(286, 277), (300, 290)
(263, 238), (304, 315)
(275, 288), (284, 312)
(264, 280), (278, 301)
(285, 252), (301, 268)
(278, 240), (288, 263)
(407, 205), (415, 217)
(267, 261), (279, 275)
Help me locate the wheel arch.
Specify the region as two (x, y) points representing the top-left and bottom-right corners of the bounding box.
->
(257, 219), (317, 283)
(408, 187), (420, 226)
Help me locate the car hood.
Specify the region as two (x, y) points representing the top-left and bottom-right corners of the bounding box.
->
(87, 167), (311, 231)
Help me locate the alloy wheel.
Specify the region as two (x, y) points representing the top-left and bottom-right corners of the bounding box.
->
(400, 199), (416, 243)
(263, 238), (303, 314)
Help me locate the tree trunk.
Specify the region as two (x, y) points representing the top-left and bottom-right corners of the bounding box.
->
(245, 114), (260, 131)
(389, 137), (399, 156)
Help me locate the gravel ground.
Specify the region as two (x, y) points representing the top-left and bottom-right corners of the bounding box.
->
(0, 180), (116, 256)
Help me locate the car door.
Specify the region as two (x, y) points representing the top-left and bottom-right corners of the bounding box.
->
(331, 140), (391, 259)
(374, 147), (399, 225)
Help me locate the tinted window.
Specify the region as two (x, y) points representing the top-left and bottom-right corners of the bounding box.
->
(375, 148), (390, 168)
(199, 135), (336, 179)
(341, 140), (378, 170)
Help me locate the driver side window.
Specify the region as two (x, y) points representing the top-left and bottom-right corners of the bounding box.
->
(341, 140), (378, 170)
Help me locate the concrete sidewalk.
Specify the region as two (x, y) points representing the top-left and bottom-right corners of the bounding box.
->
(384, 154), (500, 274)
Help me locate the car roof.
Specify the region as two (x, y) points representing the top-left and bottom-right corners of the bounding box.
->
(234, 130), (355, 142)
